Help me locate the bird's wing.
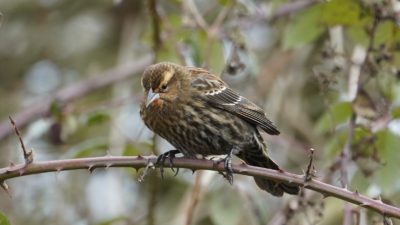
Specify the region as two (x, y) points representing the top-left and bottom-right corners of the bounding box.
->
(187, 67), (280, 135)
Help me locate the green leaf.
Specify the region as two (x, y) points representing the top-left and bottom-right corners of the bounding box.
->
(374, 21), (397, 49)
(392, 106), (400, 119)
(320, 0), (361, 26)
(86, 112), (110, 126)
(315, 102), (352, 133)
(0, 211), (10, 225)
(351, 170), (371, 193)
(183, 30), (208, 66)
(96, 216), (127, 225)
(217, 0), (230, 6)
(347, 25), (370, 47)
(167, 14), (182, 29)
(156, 44), (181, 64)
(207, 40), (225, 73)
(324, 129), (347, 159)
(68, 138), (109, 158)
(123, 143), (140, 156)
(49, 101), (63, 121)
(392, 52), (400, 67)
(282, 4), (325, 49)
(374, 130), (400, 194)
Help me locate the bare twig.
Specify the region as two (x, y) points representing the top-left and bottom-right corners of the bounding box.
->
(9, 117), (33, 165)
(147, 169), (159, 225)
(0, 155), (400, 219)
(339, 103), (357, 225)
(184, 172), (203, 225)
(0, 12), (3, 28)
(147, 0), (162, 51)
(304, 148), (316, 182)
(185, 0), (208, 30)
(0, 55), (153, 141)
(138, 158), (154, 182)
(339, 113), (356, 188)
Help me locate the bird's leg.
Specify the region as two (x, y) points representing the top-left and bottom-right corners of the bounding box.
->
(211, 156), (230, 180)
(156, 150), (181, 179)
(224, 150), (234, 185)
(214, 147), (238, 185)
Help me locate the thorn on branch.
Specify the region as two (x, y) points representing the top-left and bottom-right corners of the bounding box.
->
(88, 165), (95, 173)
(360, 202), (371, 207)
(305, 148), (317, 182)
(0, 181), (11, 197)
(9, 116), (33, 165)
(321, 193), (330, 199)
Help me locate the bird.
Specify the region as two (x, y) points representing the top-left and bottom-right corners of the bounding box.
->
(140, 62), (299, 196)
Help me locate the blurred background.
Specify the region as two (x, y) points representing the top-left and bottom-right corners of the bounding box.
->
(1, 0), (400, 224)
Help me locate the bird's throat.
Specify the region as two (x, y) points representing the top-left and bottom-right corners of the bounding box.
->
(151, 98), (163, 107)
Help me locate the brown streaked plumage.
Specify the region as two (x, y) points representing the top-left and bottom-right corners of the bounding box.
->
(140, 62), (299, 196)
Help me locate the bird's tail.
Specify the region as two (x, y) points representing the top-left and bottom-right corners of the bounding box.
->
(239, 150), (299, 196)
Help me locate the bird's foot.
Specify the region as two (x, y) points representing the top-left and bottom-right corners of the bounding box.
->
(156, 150), (181, 179)
(214, 151), (234, 185)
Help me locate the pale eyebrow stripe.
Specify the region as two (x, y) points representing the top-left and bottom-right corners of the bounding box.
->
(161, 70), (174, 84)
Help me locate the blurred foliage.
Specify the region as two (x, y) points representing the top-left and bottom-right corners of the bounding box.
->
(0, 211), (10, 225)
(1, 0), (400, 225)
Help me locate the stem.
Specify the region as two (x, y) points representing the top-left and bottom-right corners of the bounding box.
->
(0, 155), (399, 219)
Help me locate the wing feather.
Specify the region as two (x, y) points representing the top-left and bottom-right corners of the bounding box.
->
(188, 67), (280, 135)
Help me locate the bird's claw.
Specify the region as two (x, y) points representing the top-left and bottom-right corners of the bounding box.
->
(214, 152), (234, 184)
(156, 150), (180, 179)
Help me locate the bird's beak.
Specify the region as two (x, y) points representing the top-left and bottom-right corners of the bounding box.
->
(146, 89), (160, 108)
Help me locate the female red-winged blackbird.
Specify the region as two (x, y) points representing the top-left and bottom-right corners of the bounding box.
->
(140, 62), (299, 196)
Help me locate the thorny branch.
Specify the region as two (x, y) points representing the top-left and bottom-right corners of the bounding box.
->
(304, 148), (316, 182)
(0, 155), (400, 219)
(184, 172), (203, 225)
(9, 117), (33, 165)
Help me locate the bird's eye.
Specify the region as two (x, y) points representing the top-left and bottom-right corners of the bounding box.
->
(160, 84), (168, 91)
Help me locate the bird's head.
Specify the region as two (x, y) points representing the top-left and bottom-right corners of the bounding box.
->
(141, 62), (190, 109)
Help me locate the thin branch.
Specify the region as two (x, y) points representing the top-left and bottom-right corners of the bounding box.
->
(339, 113), (356, 188)
(184, 172), (203, 225)
(147, 0), (162, 51)
(304, 148), (316, 182)
(185, 0), (209, 30)
(0, 55), (153, 141)
(0, 156), (400, 219)
(8, 117), (33, 165)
